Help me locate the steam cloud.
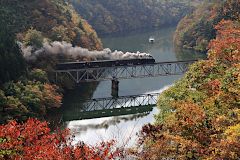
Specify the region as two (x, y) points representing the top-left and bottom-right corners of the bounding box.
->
(20, 41), (152, 61)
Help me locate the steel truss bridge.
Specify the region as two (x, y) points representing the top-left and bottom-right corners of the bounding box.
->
(73, 93), (159, 111)
(54, 60), (196, 83)
(63, 93), (159, 121)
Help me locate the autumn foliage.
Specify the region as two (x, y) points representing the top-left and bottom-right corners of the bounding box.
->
(174, 0), (240, 52)
(208, 20), (240, 63)
(138, 20), (240, 159)
(0, 119), (123, 160)
(0, 69), (63, 123)
(1, 0), (102, 51)
(72, 0), (200, 35)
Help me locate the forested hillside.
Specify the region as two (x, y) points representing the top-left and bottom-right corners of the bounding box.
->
(71, 0), (204, 35)
(0, 25), (63, 123)
(0, 1), (239, 159)
(0, 0), (103, 123)
(174, 0), (240, 52)
(0, 0), (102, 50)
(138, 19), (240, 160)
(0, 24), (26, 85)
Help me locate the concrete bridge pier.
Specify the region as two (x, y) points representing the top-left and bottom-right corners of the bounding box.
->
(111, 79), (119, 98)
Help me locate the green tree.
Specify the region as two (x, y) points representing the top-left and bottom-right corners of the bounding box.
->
(27, 69), (49, 83)
(1, 80), (62, 123)
(23, 28), (44, 49)
(0, 21), (26, 85)
(138, 20), (240, 159)
(50, 25), (71, 42)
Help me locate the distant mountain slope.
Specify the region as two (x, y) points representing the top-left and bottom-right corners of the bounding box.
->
(0, 0), (102, 50)
(174, 0), (240, 52)
(71, 0), (204, 35)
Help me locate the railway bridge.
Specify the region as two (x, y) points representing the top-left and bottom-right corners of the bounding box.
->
(54, 60), (196, 97)
(62, 93), (159, 121)
(54, 60), (195, 83)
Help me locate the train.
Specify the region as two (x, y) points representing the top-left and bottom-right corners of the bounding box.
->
(56, 57), (155, 70)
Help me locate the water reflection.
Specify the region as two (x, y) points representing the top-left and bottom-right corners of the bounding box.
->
(62, 105), (154, 121)
(62, 86), (170, 122)
(67, 107), (159, 147)
(174, 47), (207, 61)
(68, 110), (152, 133)
(57, 27), (205, 146)
(101, 27), (177, 62)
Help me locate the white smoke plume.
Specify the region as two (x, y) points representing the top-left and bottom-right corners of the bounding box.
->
(20, 41), (153, 61)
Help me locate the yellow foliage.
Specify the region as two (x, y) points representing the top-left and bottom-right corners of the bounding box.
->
(224, 124), (240, 141)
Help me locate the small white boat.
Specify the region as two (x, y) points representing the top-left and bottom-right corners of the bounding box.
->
(149, 37), (155, 43)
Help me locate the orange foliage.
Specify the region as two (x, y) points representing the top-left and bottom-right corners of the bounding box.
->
(138, 19), (240, 159)
(43, 84), (62, 109)
(204, 79), (221, 95)
(208, 20), (240, 63)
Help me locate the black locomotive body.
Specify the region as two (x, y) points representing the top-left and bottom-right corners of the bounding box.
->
(56, 58), (155, 70)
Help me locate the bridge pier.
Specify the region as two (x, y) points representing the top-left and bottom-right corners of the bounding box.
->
(55, 72), (58, 83)
(111, 79), (119, 97)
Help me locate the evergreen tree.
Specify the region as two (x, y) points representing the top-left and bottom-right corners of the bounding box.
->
(0, 21), (26, 84)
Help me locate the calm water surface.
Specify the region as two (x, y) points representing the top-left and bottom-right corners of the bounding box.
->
(60, 27), (205, 147)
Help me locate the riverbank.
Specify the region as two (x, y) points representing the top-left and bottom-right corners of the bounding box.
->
(51, 27), (206, 147)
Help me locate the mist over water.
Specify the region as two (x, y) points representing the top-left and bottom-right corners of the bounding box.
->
(20, 41), (152, 62)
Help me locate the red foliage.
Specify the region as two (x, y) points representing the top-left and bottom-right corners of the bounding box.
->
(0, 119), (123, 160)
(137, 19), (240, 159)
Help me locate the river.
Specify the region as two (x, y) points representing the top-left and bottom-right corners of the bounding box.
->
(58, 27), (205, 147)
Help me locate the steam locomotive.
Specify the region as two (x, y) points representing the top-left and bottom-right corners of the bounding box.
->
(56, 57), (155, 70)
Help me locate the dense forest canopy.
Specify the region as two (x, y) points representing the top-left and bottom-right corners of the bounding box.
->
(0, 0), (102, 50)
(0, 0), (239, 159)
(174, 0), (240, 52)
(0, 0), (96, 123)
(0, 22), (26, 85)
(71, 0), (204, 35)
(139, 19), (240, 159)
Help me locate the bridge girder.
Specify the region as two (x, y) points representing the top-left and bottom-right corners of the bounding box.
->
(69, 93), (159, 112)
(54, 60), (195, 83)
